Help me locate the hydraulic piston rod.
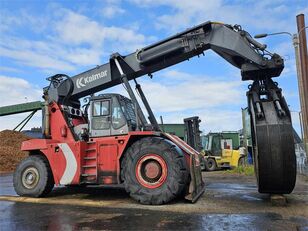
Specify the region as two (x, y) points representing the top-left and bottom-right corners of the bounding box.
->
(114, 57), (148, 129)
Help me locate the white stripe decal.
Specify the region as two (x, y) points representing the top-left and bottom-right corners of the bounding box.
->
(58, 143), (77, 185)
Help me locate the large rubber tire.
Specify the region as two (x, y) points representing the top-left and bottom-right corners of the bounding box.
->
(205, 158), (217, 171)
(121, 137), (189, 205)
(250, 101), (296, 194)
(13, 155), (54, 197)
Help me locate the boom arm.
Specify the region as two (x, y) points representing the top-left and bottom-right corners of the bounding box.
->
(47, 21), (284, 104)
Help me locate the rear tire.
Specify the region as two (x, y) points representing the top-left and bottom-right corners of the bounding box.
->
(121, 137), (189, 205)
(205, 158), (217, 171)
(13, 155), (54, 197)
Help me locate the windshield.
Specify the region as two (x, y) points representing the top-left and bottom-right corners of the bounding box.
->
(118, 96), (137, 126)
(204, 136), (211, 151)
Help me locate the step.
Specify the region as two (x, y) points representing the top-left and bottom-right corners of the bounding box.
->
(84, 157), (96, 160)
(82, 181), (97, 184)
(81, 174), (96, 177)
(85, 148), (96, 152)
(82, 165), (97, 168)
(87, 141), (96, 144)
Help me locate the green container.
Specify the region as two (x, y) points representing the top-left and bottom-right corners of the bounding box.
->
(159, 124), (185, 140)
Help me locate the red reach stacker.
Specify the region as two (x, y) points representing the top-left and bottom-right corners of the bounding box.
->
(12, 21), (296, 204)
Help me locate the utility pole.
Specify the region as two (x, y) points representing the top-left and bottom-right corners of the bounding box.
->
(296, 14), (308, 154)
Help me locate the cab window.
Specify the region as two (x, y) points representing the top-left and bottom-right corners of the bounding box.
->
(93, 101), (109, 116)
(92, 100), (110, 130)
(112, 100), (126, 129)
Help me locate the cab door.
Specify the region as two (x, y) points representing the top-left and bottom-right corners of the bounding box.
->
(110, 98), (129, 136)
(90, 99), (111, 137)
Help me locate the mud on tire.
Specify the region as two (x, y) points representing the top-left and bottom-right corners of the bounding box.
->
(121, 137), (189, 205)
(13, 155), (54, 197)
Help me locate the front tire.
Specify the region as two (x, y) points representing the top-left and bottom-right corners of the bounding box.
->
(13, 155), (54, 197)
(205, 158), (217, 171)
(121, 137), (189, 205)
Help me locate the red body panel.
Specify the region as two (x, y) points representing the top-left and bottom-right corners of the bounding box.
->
(49, 103), (76, 142)
(22, 139), (82, 185)
(21, 127), (160, 186)
(21, 139), (56, 151)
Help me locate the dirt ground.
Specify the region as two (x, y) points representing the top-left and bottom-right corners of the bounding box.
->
(0, 130), (29, 172)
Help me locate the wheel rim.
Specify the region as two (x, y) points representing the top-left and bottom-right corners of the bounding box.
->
(208, 161), (213, 168)
(22, 167), (40, 189)
(135, 154), (167, 189)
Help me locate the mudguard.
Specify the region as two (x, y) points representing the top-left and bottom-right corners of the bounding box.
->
(163, 133), (205, 203)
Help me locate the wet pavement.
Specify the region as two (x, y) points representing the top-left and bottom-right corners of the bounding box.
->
(0, 172), (307, 230)
(0, 173), (16, 196)
(1, 201), (307, 231)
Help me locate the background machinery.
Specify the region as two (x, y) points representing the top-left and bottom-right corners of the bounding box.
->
(4, 21), (296, 204)
(184, 116), (203, 152)
(183, 118), (245, 171)
(202, 132), (244, 171)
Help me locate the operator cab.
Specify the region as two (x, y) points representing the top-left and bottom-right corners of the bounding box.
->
(204, 133), (234, 156)
(204, 134), (223, 156)
(72, 94), (137, 140)
(88, 94), (137, 137)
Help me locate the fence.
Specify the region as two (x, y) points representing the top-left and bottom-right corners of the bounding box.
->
(295, 143), (307, 175)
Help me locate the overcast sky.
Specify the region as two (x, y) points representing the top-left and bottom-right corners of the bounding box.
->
(0, 0), (307, 135)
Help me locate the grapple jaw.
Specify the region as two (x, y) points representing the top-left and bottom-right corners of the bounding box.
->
(163, 133), (205, 203)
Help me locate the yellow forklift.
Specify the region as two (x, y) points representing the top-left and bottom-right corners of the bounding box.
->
(182, 118), (245, 171)
(202, 132), (245, 171)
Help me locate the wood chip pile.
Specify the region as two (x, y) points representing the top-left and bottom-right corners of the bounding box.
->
(0, 130), (30, 172)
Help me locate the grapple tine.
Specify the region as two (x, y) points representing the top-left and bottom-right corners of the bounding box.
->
(163, 133), (205, 203)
